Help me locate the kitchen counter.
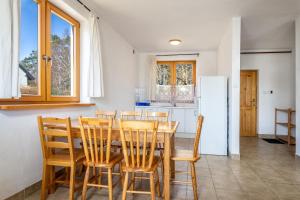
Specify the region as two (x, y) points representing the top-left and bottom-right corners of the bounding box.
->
(135, 104), (198, 137)
(136, 104), (198, 109)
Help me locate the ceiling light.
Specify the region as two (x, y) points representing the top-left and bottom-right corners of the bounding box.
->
(169, 39), (182, 46)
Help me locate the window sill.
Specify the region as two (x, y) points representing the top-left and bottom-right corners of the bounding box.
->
(0, 103), (95, 111)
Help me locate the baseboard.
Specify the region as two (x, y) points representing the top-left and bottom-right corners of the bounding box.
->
(257, 134), (276, 139)
(229, 153), (240, 160)
(175, 133), (195, 138)
(5, 181), (41, 200)
(5, 168), (65, 200)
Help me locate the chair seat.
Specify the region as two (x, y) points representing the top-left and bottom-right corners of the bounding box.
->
(171, 149), (200, 162)
(121, 156), (160, 172)
(85, 152), (123, 168)
(47, 148), (85, 166)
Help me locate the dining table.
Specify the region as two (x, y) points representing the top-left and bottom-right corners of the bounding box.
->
(49, 119), (179, 200)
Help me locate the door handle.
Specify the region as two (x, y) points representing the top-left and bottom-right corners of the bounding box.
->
(42, 55), (52, 65)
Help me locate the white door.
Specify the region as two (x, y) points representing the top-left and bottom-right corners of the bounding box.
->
(184, 108), (198, 133)
(171, 109), (185, 132)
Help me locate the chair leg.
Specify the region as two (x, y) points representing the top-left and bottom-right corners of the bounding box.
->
(130, 172), (135, 190)
(108, 168), (113, 200)
(122, 172), (129, 200)
(48, 167), (54, 194)
(119, 163), (124, 187)
(65, 167), (70, 185)
(69, 164), (76, 200)
(155, 169), (161, 197)
(150, 173), (156, 200)
(82, 166), (90, 200)
(98, 167), (102, 187)
(190, 162), (198, 200)
(78, 163), (84, 177)
(41, 162), (49, 200)
(160, 150), (164, 177)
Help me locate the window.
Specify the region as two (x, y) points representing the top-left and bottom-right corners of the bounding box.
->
(19, 0), (39, 97)
(156, 61), (196, 103)
(2, 0), (80, 102)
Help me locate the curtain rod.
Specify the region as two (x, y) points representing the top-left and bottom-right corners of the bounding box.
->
(76, 0), (100, 19)
(156, 53), (200, 57)
(241, 49), (292, 54)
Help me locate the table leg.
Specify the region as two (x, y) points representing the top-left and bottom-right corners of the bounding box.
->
(164, 133), (170, 200)
(170, 135), (175, 179)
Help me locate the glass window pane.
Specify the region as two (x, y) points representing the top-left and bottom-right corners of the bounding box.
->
(176, 63), (193, 85)
(50, 12), (74, 96)
(156, 63), (171, 85)
(19, 0), (39, 96)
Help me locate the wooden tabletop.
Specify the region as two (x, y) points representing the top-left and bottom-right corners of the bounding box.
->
(47, 119), (179, 139)
(71, 119), (178, 132)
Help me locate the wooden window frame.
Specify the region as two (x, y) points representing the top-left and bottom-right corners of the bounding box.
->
(156, 60), (196, 85)
(0, 0), (80, 104)
(46, 2), (80, 102)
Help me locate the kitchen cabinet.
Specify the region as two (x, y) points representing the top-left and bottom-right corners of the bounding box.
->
(135, 106), (198, 136)
(171, 109), (185, 133)
(184, 108), (198, 133)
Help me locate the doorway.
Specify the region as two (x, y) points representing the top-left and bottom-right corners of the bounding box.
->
(240, 70), (257, 136)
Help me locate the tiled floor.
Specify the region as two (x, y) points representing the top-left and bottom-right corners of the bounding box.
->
(26, 137), (300, 200)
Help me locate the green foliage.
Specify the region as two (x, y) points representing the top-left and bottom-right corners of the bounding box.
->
(51, 31), (71, 96)
(20, 50), (38, 83)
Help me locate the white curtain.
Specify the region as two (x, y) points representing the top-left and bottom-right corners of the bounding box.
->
(148, 55), (157, 101)
(88, 14), (104, 97)
(0, 0), (20, 98)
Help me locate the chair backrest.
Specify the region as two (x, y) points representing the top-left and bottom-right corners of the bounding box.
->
(79, 117), (113, 165)
(37, 116), (74, 161)
(95, 110), (117, 120)
(119, 120), (158, 171)
(145, 111), (169, 122)
(120, 111), (142, 120)
(193, 115), (204, 157)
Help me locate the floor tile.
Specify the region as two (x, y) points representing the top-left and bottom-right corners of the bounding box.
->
(24, 137), (299, 200)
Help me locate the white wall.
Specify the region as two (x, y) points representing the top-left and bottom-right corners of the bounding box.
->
(295, 17), (300, 156)
(91, 20), (137, 111)
(0, 0), (138, 199)
(217, 17), (241, 156)
(0, 108), (95, 200)
(241, 17), (295, 50)
(241, 53), (295, 136)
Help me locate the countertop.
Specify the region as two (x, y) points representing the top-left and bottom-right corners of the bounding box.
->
(135, 104), (198, 109)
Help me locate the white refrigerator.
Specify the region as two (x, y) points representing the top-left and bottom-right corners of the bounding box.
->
(197, 76), (228, 155)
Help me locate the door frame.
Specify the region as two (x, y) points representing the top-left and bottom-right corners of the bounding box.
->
(240, 69), (258, 137)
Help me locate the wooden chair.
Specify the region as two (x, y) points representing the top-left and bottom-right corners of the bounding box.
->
(120, 111), (142, 120)
(145, 111), (169, 122)
(171, 115), (204, 199)
(145, 111), (169, 169)
(96, 110), (117, 120)
(119, 120), (161, 200)
(38, 116), (85, 200)
(79, 117), (123, 200)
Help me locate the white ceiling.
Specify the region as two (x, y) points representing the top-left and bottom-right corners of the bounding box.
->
(85, 0), (300, 52)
